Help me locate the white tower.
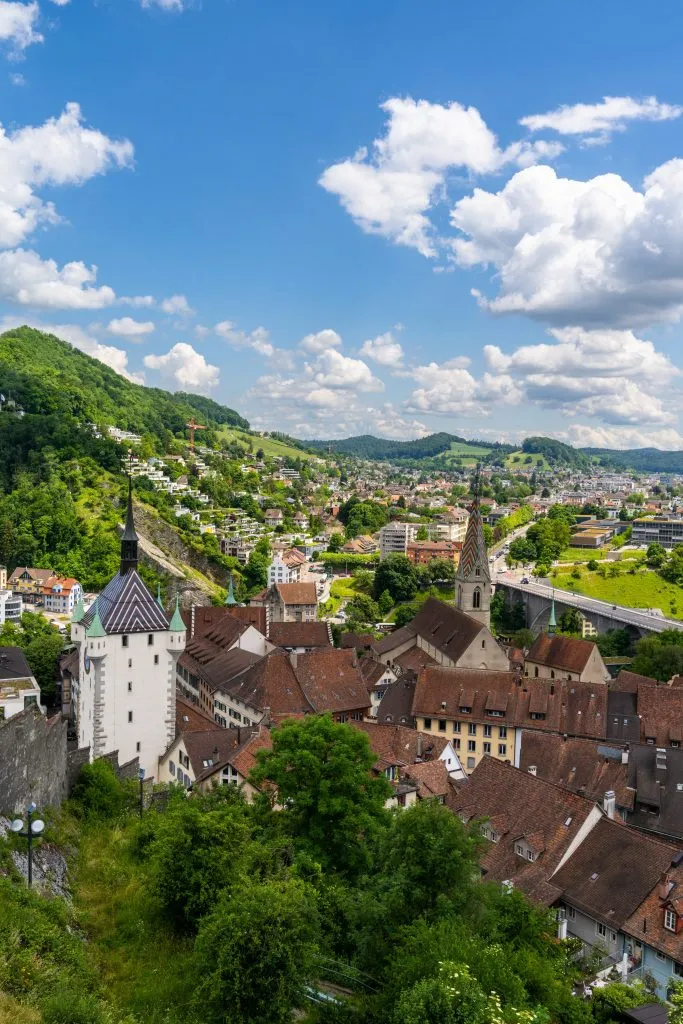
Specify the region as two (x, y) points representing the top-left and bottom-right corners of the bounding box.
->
(72, 481), (186, 777)
(455, 467), (492, 628)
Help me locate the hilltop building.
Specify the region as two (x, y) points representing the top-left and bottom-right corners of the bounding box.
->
(71, 482), (186, 777)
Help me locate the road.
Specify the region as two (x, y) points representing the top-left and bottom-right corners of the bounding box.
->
(498, 571), (683, 634)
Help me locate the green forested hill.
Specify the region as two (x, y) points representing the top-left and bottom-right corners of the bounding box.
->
(307, 432), (477, 460)
(0, 326), (248, 436)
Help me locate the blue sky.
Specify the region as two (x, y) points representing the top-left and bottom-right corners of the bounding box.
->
(2, 0), (683, 448)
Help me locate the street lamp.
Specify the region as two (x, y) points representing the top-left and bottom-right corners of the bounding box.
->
(10, 802), (45, 888)
(138, 767), (145, 818)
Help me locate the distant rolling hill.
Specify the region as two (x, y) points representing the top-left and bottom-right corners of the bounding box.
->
(305, 431), (683, 473)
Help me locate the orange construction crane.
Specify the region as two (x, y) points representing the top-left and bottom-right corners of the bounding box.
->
(186, 417), (207, 452)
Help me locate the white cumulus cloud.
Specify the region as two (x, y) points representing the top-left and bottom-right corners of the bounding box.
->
(144, 342), (219, 391)
(520, 95), (683, 145)
(359, 331), (404, 368)
(306, 347), (383, 392)
(299, 328), (343, 353)
(106, 316), (155, 339)
(0, 102), (132, 249)
(562, 424), (683, 451)
(141, 0), (184, 9)
(0, 1), (42, 53)
(0, 248), (116, 308)
(320, 96), (563, 258)
(451, 160), (683, 328)
(160, 293), (193, 315)
(215, 319), (295, 368)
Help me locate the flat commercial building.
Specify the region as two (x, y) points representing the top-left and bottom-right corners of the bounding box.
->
(632, 517), (683, 549)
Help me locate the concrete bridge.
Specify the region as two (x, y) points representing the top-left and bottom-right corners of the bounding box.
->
(496, 576), (683, 638)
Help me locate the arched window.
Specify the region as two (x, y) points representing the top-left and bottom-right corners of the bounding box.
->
(473, 588), (481, 609)
(550, 670), (555, 679)
(475, 564), (481, 578)
(534, 666), (539, 678)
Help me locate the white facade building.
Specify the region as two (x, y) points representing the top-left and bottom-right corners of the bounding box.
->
(379, 521), (418, 560)
(268, 552), (298, 585)
(0, 647), (43, 720)
(0, 589), (21, 624)
(71, 484), (186, 778)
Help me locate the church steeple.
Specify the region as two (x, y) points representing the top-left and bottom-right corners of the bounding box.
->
(455, 464), (492, 628)
(121, 477), (139, 574)
(225, 574), (237, 606)
(548, 593), (557, 634)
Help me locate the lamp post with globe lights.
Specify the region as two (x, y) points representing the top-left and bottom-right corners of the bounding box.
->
(10, 802), (45, 888)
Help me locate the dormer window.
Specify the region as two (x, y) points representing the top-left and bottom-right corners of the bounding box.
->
(459, 706), (471, 714)
(665, 909), (677, 932)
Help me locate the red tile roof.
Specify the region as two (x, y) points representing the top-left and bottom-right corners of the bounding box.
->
(292, 649), (371, 715)
(349, 720), (448, 770)
(268, 621), (331, 649)
(402, 760), (451, 799)
(451, 757), (597, 906)
(518, 731), (633, 810)
(226, 650), (313, 720)
(637, 684), (683, 745)
(275, 582), (317, 606)
(623, 862), (683, 963)
(527, 633), (597, 674)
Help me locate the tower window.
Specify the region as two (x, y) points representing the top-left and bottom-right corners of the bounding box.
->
(154, 654), (159, 665)
(128, 711), (133, 723)
(475, 565), (481, 577)
(122, 635), (129, 648)
(473, 588), (481, 609)
(148, 634), (154, 646)
(128, 681), (132, 692)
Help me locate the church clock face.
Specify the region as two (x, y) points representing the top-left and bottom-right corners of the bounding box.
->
(84, 653), (91, 673)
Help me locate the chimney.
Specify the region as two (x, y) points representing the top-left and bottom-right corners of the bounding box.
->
(556, 908), (567, 941)
(527, 765), (537, 776)
(191, 604), (196, 640)
(658, 872), (673, 900)
(603, 790), (616, 819)
(289, 650), (298, 670)
(416, 733), (424, 759)
(656, 747), (667, 786)
(621, 747), (629, 765)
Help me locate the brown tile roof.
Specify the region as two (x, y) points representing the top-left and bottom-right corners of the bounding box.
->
(451, 757), (596, 905)
(414, 669), (608, 740)
(552, 818), (679, 928)
(394, 646), (438, 673)
(185, 725), (259, 781)
(341, 632), (375, 650)
(268, 621), (331, 649)
(402, 760), (451, 799)
(376, 678), (416, 726)
(410, 597), (485, 664)
(371, 624), (417, 656)
(518, 731), (633, 810)
(181, 605), (253, 641)
(349, 720), (447, 770)
(527, 633), (596, 674)
(623, 862), (683, 963)
(175, 694), (217, 734)
(181, 646), (262, 694)
(358, 657), (389, 688)
(292, 649), (371, 715)
(637, 684), (683, 745)
(229, 728), (273, 781)
(275, 582), (317, 606)
(413, 667), (518, 721)
(8, 566), (54, 585)
(612, 669), (658, 692)
(230, 605), (268, 633)
(226, 650), (313, 719)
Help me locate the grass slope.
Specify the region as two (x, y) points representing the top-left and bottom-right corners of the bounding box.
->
(552, 567), (683, 618)
(218, 426), (316, 461)
(505, 451), (550, 471)
(438, 441), (494, 466)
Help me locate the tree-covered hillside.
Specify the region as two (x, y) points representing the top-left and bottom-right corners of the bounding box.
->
(0, 327), (248, 436)
(307, 432), (486, 460)
(521, 436), (591, 470)
(581, 446), (683, 473)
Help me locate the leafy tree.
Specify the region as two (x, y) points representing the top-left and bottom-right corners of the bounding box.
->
(587, 559), (599, 571)
(595, 629), (633, 657)
(631, 630), (683, 681)
(428, 558), (456, 584)
(377, 589), (394, 616)
(375, 800), (482, 927)
(646, 542), (667, 568)
(394, 601), (420, 628)
(509, 537), (537, 563)
(558, 609), (583, 634)
(512, 628), (535, 649)
(345, 594), (380, 625)
(416, 525), (429, 541)
(250, 715), (391, 876)
(71, 760), (129, 821)
(193, 878), (320, 1024)
(327, 533), (343, 553)
(142, 796), (251, 932)
(590, 981), (659, 1024)
(373, 554), (419, 602)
